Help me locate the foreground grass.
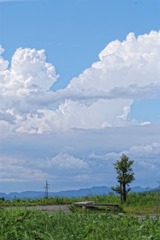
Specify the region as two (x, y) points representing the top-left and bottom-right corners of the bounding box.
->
(0, 208), (160, 240)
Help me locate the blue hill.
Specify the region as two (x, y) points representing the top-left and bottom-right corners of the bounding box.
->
(0, 186), (156, 200)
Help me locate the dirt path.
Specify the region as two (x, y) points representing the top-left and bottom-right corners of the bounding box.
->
(26, 206), (160, 219)
(26, 205), (71, 213)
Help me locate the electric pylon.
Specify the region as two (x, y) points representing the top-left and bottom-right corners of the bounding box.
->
(44, 180), (49, 198)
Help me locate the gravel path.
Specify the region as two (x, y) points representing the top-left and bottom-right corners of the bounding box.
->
(26, 206), (160, 219)
(26, 205), (71, 213)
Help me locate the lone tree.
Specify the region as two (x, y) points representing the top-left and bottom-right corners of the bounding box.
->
(112, 154), (135, 203)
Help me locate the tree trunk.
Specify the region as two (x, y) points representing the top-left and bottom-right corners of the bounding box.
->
(122, 182), (127, 202)
(120, 182), (123, 204)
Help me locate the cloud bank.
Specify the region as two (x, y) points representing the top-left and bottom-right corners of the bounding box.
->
(1, 31), (160, 191)
(1, 31), (160, 134)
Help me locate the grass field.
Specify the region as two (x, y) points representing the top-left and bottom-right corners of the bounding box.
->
(0, 191), (160, 239)
(0, 208), (160, 240)
(1, 191), (160, 215)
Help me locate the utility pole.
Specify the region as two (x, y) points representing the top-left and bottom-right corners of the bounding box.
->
(44, 180), (49, 198)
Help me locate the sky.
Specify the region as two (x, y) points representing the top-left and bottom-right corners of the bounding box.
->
(0, 0), (160, 193)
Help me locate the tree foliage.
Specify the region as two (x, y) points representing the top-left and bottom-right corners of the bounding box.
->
(112, 154), (135, 202)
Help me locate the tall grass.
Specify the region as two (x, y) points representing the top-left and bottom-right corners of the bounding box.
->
(123, 191), (160, 214)
(0, 191), (160, 215)
(0, 208), (159, 239)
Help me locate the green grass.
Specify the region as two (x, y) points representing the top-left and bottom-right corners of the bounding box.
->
(0, 192), (160, 239)
(123, 191), (160, 215)
(0, 208), (160, 240)
(84, 191), (160, 215)
(0, 191), (160, 215)
(0, 196), (75, 207)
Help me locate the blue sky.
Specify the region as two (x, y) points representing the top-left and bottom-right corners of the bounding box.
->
(0, 0), (160, 193)
(1, 0), (160, 89)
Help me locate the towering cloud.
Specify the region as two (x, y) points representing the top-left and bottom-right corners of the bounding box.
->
(51, 31), (160, 129)
(0, 31), (160, 134)
(1, 47), (58, 99)
(0, 47), (59, 134)
(68, 31), (160, 96)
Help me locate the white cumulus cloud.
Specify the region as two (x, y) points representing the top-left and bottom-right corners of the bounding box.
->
(1, 47), (58, 99)
(68, 31), (160, 97)
(46, 153), (89, 170)
(46, 31), (160, 130)
(1, 31), (160, 134)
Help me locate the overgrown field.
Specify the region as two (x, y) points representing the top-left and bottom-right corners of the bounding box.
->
(0, 208), (160, 240)
(1, 191), (160, 215)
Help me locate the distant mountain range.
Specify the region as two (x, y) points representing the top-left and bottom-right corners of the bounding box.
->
(0, 186), (159, 200)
